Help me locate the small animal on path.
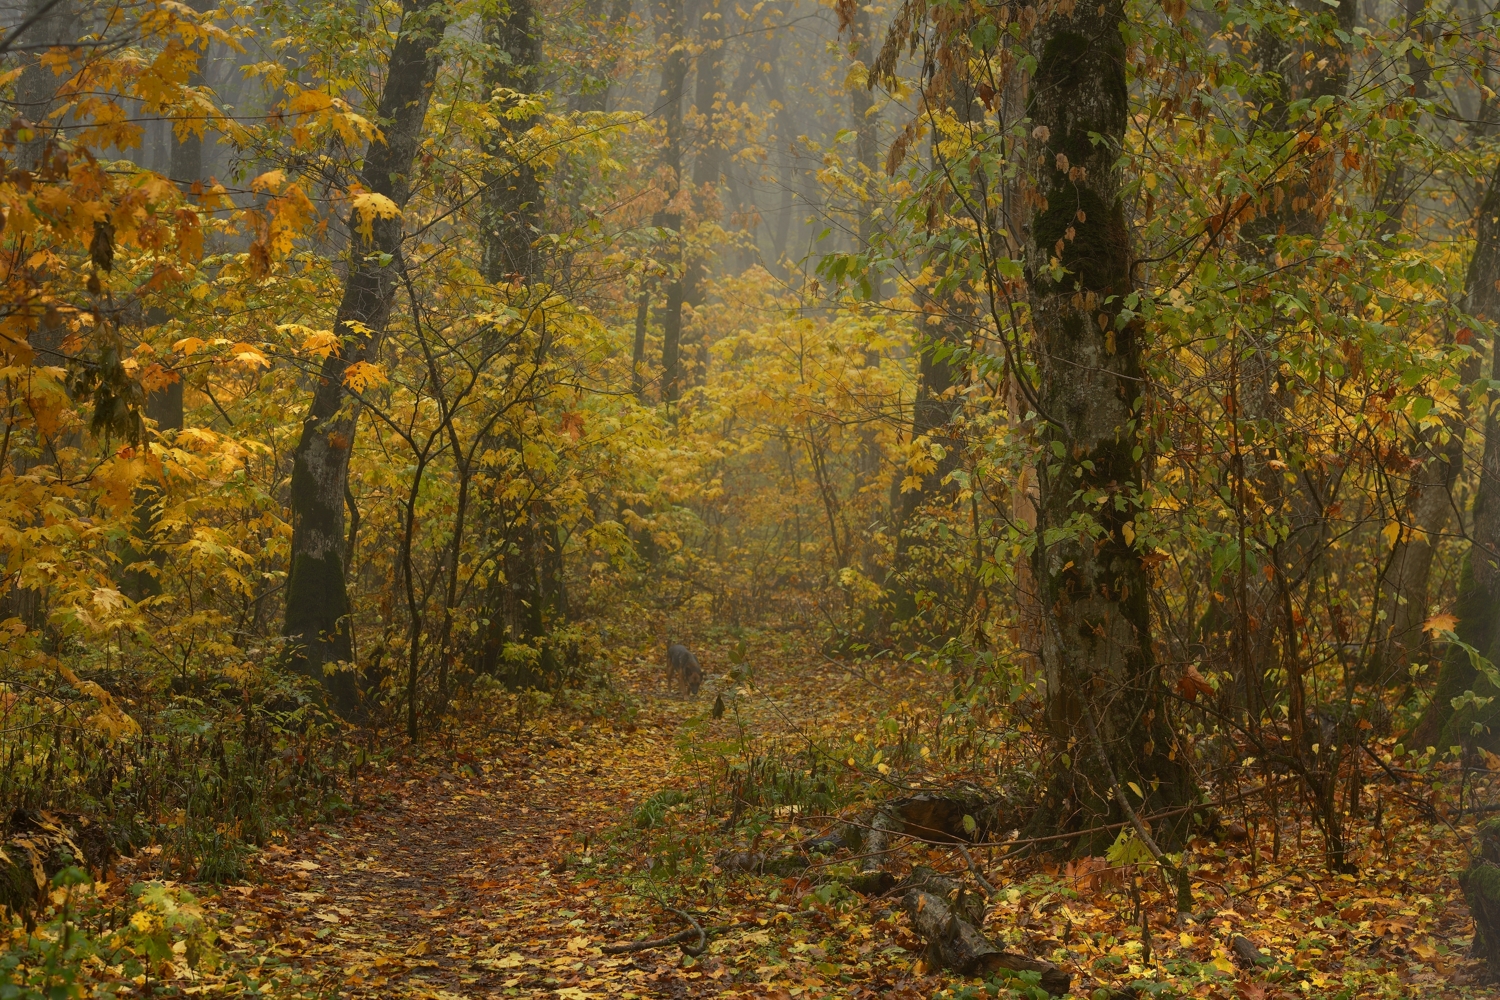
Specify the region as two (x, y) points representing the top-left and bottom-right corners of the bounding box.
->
(666, 642), (702, 696)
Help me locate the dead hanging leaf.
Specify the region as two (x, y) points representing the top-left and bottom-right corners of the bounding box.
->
(712, 693), (725, 719)
(248, 239), (270, 278)
(90, 218), (115, 272)
(1177, 664), (1214, 702)
(833, 0), (858, 32)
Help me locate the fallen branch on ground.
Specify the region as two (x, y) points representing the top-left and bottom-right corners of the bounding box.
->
(903, 888), (1071, 996)
(601, 911), (758, 956)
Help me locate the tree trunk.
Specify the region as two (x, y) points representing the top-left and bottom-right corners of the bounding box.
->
(1224, 0), (1358, 711)
(886, 99), (973, 626)
(1025, 0), (1194, 849)
(1373, 0), (1431, 236)
(478, 0), (563, 680)
(122, 6), (204, 602)
(282, 0), (447, 711)
(631, 286), (650, 398)
(1370, 404), (1470, 683)
(678, 0), (722, 389)
(14, 0), (75, 171)
(4, 0), (75, 631)
(1368, 0), (1454, 681)
(482, 0), (541, 285)
(1410, 155), (1500, 751)
(572, 0), (632, 113)
(655, 0), (688, 404)
(852, 3), (879, 294)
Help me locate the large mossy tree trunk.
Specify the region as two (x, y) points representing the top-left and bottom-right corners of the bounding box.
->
(1024, 0), (1194, 850)
(1411, 155), (1500, 751)
(1461, 818), (1500, 976)
(282, 0), (447, 713)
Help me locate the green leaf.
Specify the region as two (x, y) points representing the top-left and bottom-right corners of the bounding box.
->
(1106, 829), (1154, 867)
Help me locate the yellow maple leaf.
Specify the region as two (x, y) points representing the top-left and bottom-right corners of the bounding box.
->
(251, 169), (287, 194)
(302, 330), (338, 358)
(287, 88), (334, 116)
(350, 192), (400, 239)
(342, 361), (386, 392)
(1423, 613), (1458, 636)
(229, 342), (269, 368)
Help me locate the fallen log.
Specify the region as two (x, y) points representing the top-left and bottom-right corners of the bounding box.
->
(861, 785), (1014, 871)
(845, 870), (896, 896)
(903, 889), (1070, 996)
(717, 849), (809, 876)
(901, 866), (986, 926)
(1230, 934), (1272, 967)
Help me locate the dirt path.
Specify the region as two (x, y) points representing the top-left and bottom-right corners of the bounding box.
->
(208, 652), (876, 999)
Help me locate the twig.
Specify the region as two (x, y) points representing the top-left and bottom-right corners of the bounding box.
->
(1360, 743), (1443, 824)
(1083, 704), (1176, 875)
(955, 843), (998, 899)
(601, 910), (749, 956)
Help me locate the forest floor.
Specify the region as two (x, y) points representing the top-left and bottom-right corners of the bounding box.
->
(108, 639), (1499, 999)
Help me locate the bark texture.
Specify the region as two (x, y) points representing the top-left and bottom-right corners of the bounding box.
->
(1461, 819), (1500, 975)
(572, 0), (632, 113)
(1025, 1), (1194, 849)
(283, 0), (447, 710)
(1370, 405), (1469, 681)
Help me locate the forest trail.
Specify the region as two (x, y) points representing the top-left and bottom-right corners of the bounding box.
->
(204, 647), (883, 999)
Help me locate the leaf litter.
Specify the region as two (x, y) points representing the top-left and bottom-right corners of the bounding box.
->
(82, 636), (1498, 999)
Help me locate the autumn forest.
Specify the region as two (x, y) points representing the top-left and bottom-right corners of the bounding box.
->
(3, 0), (1500, 995)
